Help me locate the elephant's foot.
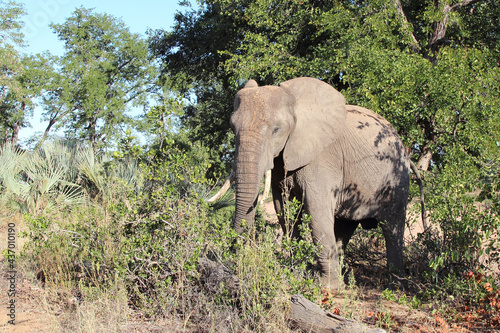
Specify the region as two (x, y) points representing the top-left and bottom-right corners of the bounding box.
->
(319, 262), (344, 291)
(316, 244), (344, 291)
(320, 274), (343, 292)
(386, 265), (407, 290)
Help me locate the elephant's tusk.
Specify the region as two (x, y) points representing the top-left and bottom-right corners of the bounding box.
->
(207, 169), (272, 204)
(207, 170), (235, 203)
(259, 170), (272, 204)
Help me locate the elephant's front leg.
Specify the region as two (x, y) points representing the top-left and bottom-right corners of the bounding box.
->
(306, 197), (343, 290)
(271, 158), (304, 240)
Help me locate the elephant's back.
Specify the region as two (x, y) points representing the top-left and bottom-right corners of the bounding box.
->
(344, 105), (407, 159)
(345, 105), (397, 134)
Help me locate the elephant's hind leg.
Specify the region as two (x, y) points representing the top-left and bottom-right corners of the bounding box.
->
(380, 215), (405, 288)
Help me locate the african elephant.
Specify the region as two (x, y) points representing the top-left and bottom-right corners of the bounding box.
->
(224, 77), (419, 290)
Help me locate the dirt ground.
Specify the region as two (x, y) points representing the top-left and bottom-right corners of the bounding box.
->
(0, 279), (56, 332)
(0, 207), (487, 333)
(0, 214), (57, 333)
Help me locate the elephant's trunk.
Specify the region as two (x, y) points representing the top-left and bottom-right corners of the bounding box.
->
(233, 137), (265, 233)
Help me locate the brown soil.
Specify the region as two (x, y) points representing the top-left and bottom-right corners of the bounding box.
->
(0, 265), (470, 333)
(0, 213), (58, 333)
(0, 279), (56, 332)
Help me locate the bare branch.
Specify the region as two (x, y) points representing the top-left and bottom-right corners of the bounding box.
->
(429, 0), (484, 55)
(394, 0), (421, 54)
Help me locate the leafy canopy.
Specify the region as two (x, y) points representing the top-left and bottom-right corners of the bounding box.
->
(152, 0), (500, 176)
(45, 7), (157, 151)
(0, 0), (27, 145)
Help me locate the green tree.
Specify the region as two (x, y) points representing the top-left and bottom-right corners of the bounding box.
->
(0, 0), (26, 145)
(152, 0), (499, 173)
(46, 7), (157, 151)
(148, 2), (246, 174)
(29, 52), (67, 147)
(1, 53), (58, 147)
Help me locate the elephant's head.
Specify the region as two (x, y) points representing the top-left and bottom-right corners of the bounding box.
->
(231, 77), (347, 232)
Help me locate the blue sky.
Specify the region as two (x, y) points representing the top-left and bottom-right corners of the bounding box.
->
(17, 0), (187, 142)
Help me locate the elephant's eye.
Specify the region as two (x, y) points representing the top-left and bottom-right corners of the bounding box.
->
(272, 127), (280, 136)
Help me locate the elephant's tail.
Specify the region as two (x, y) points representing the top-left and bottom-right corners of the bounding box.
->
(410, 160), (427, 231)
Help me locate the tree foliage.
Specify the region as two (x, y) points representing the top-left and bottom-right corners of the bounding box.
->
(0, 0), (26, 145)
(44, 7), (157, 151)
(148, 2), (245, 173)
(153, 0), (500, 175)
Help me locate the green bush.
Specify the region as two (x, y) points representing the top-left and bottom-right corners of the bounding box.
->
(400, 160), (500, 320)
(18, 135), (327, 331)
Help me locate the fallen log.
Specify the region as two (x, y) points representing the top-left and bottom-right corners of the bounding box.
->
(289, 294), (385, 333)
(198, 257), (385, 333)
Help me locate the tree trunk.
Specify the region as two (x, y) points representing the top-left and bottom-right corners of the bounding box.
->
(429, 5), (451, 55)
(394, 0), (420, 54)
(36, 118), (57, 151)
(428, 0), (484, 55)
(289, 294), (385, 333)
(396, 0), (483, 62)
(11, 123), (19, 147)
(416, 145), (433, 171)
(2, 129), (7, 145)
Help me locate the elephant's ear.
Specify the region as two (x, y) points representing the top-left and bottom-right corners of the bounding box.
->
(280, 77), (347, 171)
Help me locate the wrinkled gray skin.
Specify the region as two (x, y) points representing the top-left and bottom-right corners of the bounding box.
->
(231, 77), (409, 290)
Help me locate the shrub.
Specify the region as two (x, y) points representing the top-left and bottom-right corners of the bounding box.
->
(18, 135), (327, 331)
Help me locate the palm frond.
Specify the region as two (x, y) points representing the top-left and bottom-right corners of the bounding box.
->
(0, 140), (88, 214)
